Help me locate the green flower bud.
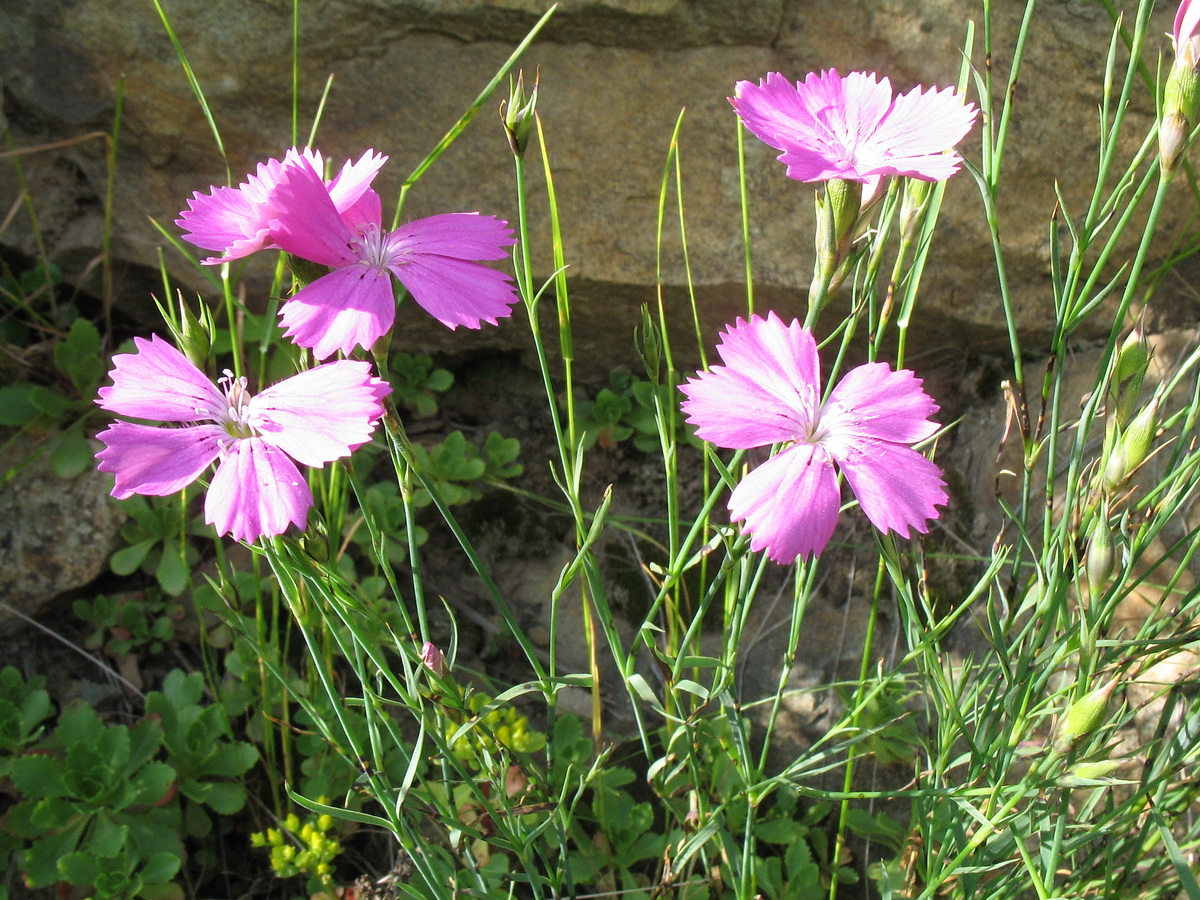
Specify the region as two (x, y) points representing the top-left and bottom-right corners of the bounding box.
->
(1085, 511), (1116, 599)
(1052, 677), (1117, 755)
(1161, 58), (1200, 174)
(899, 178), (933, 244)
(168, 293), (212, 371)
(1103, 396), (1159, 489)
(1109, 329), (1150, 430)
(1058, 758), (1124, 786)
(635, 304), (663, 384)
(501, 69), (539, 158)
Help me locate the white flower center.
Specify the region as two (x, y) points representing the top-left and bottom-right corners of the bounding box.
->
(217, 369), (258, 439)
(352, 222), (392, 268)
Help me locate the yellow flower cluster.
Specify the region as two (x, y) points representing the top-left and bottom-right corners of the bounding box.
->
(250, 807), (343, 888)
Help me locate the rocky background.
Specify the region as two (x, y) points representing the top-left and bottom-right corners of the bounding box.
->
(2, 0), (1195, 375)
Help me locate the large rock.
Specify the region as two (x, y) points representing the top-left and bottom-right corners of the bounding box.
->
(0, 0), (1188, 376)
(0, 434), (126, 633)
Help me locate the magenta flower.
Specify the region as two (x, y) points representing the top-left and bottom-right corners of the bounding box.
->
(731, 70), (977, 184)
(176, 146), (387, 264)
(680, 313), (947, 562)
(265, 160), (519, 359)
(95, 335), (390, 542)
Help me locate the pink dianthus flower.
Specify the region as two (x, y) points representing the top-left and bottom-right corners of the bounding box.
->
(731, 70), (978, 184)
(265, 160), (519, 359)
(176, 146), (387, 264)
(680, 313), (947, 562)
(95, 335), (390, 543)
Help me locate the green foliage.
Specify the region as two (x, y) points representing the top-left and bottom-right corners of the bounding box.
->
(389, 350), (454, 418)
(110, 496), (201, 596)
(0, 667), (54, 775)
(0, 669), (257, 898)
(409, 430), (523, 506)
(74, 592), (183, 657)
(576, 366), (698, 452)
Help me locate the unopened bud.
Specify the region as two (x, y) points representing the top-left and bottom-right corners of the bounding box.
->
(1109, 329), (1150, 429)
(1103, 396), (1159, 488)
(1052, 677), (1118, 755)
(1060, 758), (1124, 785)
(635, 305), (663, 384)
(899, 178), (933, 243)
(1085, 511), (1116, 598)
(421, 641), (447, 677)
(501, 70), (539, 158)
(172, 293), (212, 371)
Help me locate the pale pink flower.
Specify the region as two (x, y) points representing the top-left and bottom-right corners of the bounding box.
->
(95, 335), (390, 542)
(176, 147), (387, 264)
(731, 70), (977, 184)
(266, 160), (518, 359)
(1177, 0), (1200, 58)
(680, 313), (947, 562)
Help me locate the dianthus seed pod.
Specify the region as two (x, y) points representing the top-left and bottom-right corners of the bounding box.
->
(1060, 758), (1123, 785)
(1108, 397), (1159, 488)
(1052, 677), (1118, 755)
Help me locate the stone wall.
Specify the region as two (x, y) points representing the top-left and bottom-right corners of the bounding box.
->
(0, 0), (1190, 375)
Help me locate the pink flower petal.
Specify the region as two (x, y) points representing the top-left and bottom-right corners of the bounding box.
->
(728, 443), (842, 562)
(279, 265), (397, 359)
(389, 254), (519, 330)
(250, 360), (389, 466)
(831, 436), (947, 538)
(388, 213), (516, 262)
(97, 335), (225, 422)
(714, 312), (822, 414)
(680, 365), (802, 449)
(1178, 0), (1200, 47)
(268, 162), (361, 268)
(865, 84), (977, 180)
(325, 149), (388, 211)
(95, 422), (223, 498)
(175, 185), (268, 260)
(821, 361), (940, 444)
(206, 438), (312, 542)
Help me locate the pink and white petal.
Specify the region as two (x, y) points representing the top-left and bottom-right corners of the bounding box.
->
(326, 150), (388, 212)
(821, 362), (940, 444)
(97, 335), (226, 422)
(712, 313), (822, 417)
(1178, 0), (1200, 47)
(832, 436), (947, 539)
(279, 266), (397, 359)
(387, 213), (516, 262)
(175, 185), (266, 256)
(206, 439), (312, 542)
(390, 255), (519, 330)
(95, 422), (223, 499)
(728, 443), (842, 562)
(865, 85), (977, 180)
(680, 366), (802, 449)
(268, 162), (362, 267)
(250, 360), (389, 466)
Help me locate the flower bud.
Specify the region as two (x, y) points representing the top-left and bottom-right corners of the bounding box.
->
(501, 70), (539, 158)
(1059, 758), (1124, 786)
(635, 304), (663, 384)
(1085, 508), (1116, 598)
(1052, 677), (1117, 755)
(421, 641), (447, 677)
(1109, 329), (1149, 430)
(169, 292), (212, 371)
(1103, 396), (1159, 488)
(899, 177), (933, 243)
